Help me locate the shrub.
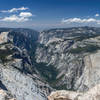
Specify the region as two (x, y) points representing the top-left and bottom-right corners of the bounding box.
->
(70, 45), (100, 54)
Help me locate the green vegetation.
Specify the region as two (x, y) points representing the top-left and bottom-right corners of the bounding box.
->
(50, 74), (65, 88)
(38, 43), (49, 50)
(55, 84), (74, 91)
(70, 44), (100, 54)
(55, 84), (67, 90)
(34, 62), (58, 83)
(34, 61), (68, 90)
(74, 34), (99, 41)
(0, 48), (14, 63)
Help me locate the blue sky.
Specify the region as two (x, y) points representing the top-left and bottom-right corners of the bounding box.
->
(0, 0), (100, 30)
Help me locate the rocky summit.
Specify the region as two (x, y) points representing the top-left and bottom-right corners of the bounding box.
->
(1, 27), (100, 100)
(48, 84), (100, 100)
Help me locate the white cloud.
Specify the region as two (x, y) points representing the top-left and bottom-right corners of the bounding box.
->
(0, 7), (34, 22)
(62, 18), (100, 24)
(19, 12), (33, 17)
(95, 13), (99, 17)
(1, 7), (28, 13)
(0, 12), (33, 22)
(1, 15), (29, 22)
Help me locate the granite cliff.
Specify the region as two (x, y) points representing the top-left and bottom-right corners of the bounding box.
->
(1, 27), (100, 100)
(36, 27), (100, 92)
(0, 29), (50, 100)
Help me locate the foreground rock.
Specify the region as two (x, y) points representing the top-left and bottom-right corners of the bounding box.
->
(48, 84), (100, 100)
(0, 89), (16, 100)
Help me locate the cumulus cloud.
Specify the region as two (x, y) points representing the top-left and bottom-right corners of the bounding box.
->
(1, 15), (28, 22)
(62, 18), (100, 24)
(0, 12), (33, 22)
(1, 7), (28, 13)
(19, 12), (33, 17)
(95, 13), (99, 17)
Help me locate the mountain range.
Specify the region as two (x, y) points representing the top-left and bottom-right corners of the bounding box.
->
(0, 27), (100, 100)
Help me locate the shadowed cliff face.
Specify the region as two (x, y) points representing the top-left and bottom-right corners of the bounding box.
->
(0, 81), (7, 91)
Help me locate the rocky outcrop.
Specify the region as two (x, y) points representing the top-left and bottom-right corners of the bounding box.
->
(0, 32), (9, 44)
(75, 50), (100, 92)
(48, 84), (100, 100)
(0, 63), (47, 100)
(0, 89), (16, 100)
(0, 29), (49, 100)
